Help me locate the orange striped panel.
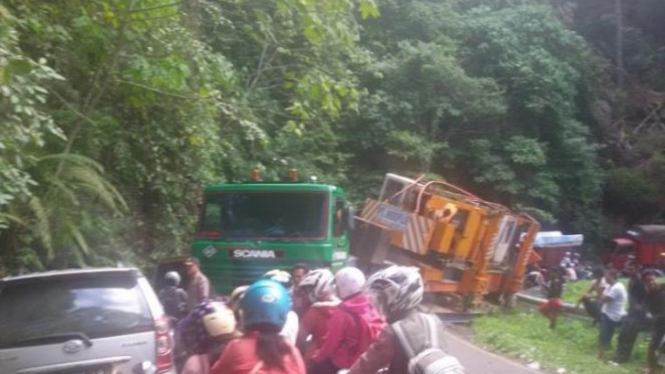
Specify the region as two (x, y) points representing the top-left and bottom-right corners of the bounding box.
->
(401, 214), (435, 255)
(361, 199), (381, 220)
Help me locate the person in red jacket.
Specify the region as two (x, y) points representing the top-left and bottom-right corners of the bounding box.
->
(210, 280), (306, 374)
(311, 267), (384, 374)
(295, 269), (340, 367)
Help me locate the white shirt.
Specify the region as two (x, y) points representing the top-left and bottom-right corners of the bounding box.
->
(602, 282), (627, 322)
(560, 257), (573, 268)
(280, 310), (299, 345)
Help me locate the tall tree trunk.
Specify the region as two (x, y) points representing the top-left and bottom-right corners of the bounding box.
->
(615, 0), (624, 88)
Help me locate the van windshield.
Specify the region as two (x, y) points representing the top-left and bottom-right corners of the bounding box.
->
(199, 191), (327, 240)
(0, 274), (154, 348)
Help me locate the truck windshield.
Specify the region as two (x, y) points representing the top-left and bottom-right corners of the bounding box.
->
(199, 191), (327, 239)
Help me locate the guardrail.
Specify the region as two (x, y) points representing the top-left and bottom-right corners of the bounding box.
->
(515, 290), (591, 321)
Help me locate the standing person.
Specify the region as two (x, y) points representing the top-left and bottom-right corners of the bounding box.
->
(292, 263), (310, 287)
(642, 270), (665, 374)
(159, 271), (188, 320)
(348, 266), (463, 374)
(598, 269), (628, 361)
(539, 268), (564, 329)
(180, 301), (239, 374)
(616, 263), (649, 362)
(264, 270), (299, 345)
(185, 257), (210, 311)
(210, 280), (306, 374)
(627, 263), (648, 309)
(292, 263), (311, 318)
(576, 267), (607, 325)
(295, 269), (340, 367)
(311, 267), (384, 374)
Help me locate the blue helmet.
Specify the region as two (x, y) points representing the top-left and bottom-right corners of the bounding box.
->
(241, 279), (292, 329)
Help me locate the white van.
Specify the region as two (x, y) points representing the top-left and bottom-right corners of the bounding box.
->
(0, 268), (176, 374)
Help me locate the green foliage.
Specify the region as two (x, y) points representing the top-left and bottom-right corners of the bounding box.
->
(0, 5), (65, 228)
(0, 0), (380, 273)
(2, 0), (657, 273)
(605, 167), (660, 220)
(344, 0), (604, 237)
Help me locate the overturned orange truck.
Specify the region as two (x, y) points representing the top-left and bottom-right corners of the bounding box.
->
(351, 173), (540, 309)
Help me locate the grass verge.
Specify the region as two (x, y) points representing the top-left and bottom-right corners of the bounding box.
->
(561, 280), (593, 304)
(473, 305), (649, 374)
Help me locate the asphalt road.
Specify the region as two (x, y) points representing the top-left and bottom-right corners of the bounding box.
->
(445, 330), (541, 374)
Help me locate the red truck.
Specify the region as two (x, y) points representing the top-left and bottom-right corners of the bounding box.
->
(604, 225), (665, 270)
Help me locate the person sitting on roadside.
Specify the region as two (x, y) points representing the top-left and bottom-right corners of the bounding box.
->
(210, 280), (306, 374)
(179, 301), (239, 374)
(264, 269), (299, 345)
(560, 252), (573, 269)
(159, 271), (188, 320)
(291, 263), (311, 318)
(598, 268), (628, 361)
(525, 263), (544, 289)
(311, 267), (384, 374)
(295, 269), (340, 368)
(539, 267), (565, 329)
(641, 270), (665, 374)
(576, 267), (607, 325)
(348, 266), (463, 374)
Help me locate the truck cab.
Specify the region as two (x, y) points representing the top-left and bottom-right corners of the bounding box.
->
(604, 225), (665, 270)
(192, 179), (352, 295)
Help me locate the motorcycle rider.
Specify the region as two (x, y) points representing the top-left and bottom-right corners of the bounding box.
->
(210, 279), (305, 374)
(311, 267), (384, 374)
(179, 301), (239, 374)
(348, 266), (463, 374)
(159, 271), (188, 320)
(295, 268), (340, 367)
(264, 269), (300, 345)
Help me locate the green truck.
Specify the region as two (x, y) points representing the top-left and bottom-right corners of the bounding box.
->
(191, 175), (354, 294)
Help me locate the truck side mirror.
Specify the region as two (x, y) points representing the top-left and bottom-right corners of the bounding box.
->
(344, 206), (355, 232)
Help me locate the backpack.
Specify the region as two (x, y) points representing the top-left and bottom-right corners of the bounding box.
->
(338, 304), (383, 359)
(391, 313), (464, 374)
(160, 287), (187, 318)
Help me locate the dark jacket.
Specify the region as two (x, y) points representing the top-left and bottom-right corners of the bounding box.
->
(158, 286), (188, 318)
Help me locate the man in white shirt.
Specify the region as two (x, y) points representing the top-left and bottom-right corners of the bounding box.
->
(598, 268), (627, 360)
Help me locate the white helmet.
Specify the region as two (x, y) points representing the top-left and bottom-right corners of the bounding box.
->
(335, 267), (366, 299)
(365, 266), (423, 318)
(203, 305), (237, 337)
(264, 269), (293, 290)
(229, 285), (249, 310)
(165, 271), (181, 286)
(299, 268), (335, 301)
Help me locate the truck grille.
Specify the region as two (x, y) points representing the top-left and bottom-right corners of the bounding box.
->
(203, 260), (329, 295)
